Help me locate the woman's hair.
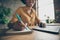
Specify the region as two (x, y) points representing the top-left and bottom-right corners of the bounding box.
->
(21, 0), (26, 4)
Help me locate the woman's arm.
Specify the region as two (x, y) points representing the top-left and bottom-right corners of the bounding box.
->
(32, 8), (40, 25)
(10, 13), (18, 23)
(35, 14), (40, 25)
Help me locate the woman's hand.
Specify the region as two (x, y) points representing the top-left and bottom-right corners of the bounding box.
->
(38, 22), (46, 28)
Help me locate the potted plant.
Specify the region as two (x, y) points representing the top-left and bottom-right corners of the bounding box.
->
(0, 6), (11, 24)
(0, 6), (11, 35)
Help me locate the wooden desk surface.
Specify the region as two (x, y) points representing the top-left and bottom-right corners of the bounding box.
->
(0, 32), (34, 40)
(0, 26), (35, 40)
(0, 26), (59, 40)
(0, 31), (59, 40)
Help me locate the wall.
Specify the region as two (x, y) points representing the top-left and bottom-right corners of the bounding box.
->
(0, 0), (25, 18)
(54, 0), (60, 23)
(0, 0), (26, 29)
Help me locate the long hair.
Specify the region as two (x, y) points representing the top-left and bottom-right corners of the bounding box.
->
(21, 0), (26, 4)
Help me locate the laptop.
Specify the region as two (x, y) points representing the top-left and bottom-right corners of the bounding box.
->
(33, 25), (60, 34)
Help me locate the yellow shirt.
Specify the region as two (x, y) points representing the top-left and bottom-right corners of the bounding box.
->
(11, 7), (40, 26)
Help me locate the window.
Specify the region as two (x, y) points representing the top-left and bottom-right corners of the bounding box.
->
(37, 0), (55, 23)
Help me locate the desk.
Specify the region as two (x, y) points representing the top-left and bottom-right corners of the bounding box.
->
(0, 31), (59, 40)
(0, 26), (34, 40)
(34, 31), (59, 40)
(0, 32), (34, 40)
(33, 24), (60, 40)
(0, 25), (60, 40)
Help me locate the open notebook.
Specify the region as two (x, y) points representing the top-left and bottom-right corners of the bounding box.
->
(6, 26), (32, 34)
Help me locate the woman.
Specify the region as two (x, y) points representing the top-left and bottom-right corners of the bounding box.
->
(8, 0), (41, 31)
